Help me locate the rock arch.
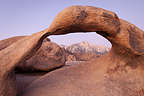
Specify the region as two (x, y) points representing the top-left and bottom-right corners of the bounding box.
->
(1, 5), (144, 96)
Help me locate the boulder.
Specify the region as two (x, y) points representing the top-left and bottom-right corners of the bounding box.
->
(17, 38), (66, 72)
(0, 36), (65, 72)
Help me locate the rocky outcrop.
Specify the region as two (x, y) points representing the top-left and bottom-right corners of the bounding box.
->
(1, 5), (144, 96)
(65, 53), (77, 61)
(0, 36), (25, 51)
(17, 39), (66, 72)
(0, 35), (66, 95)
(0, 36), (65, 72)
(0, 36), (50, 51)
(21, 5), (144, 96)
(0, 31), (51, 96)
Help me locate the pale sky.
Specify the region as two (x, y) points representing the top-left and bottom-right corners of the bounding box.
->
(0, 0), (144, 47)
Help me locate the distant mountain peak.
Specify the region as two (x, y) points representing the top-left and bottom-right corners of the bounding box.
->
(65, 41), (110, 54)
(80, 41), (90, 46)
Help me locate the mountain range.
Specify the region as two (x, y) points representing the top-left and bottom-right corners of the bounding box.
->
(61, 41), (110, 55)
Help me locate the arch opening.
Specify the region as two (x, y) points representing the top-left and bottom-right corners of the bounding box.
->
(49, 32), (111, 48)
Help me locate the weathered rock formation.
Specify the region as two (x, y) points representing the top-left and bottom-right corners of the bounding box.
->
(21, 5), (144, 96)
(1, 5), (144, 96)
(0, 36), (25, 51)
(0, 36), (66, 95)
(16, 73), (46, 95)
(0, 36), (65, 72)
(65, 52), (77, 61)
(0, 31), (51, 96)
(17, 38), (66, 72)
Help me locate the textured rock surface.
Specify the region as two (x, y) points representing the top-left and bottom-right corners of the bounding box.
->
(16, 73), (47, 95)
(21, 5), (144, 96)
(1, 5), (144, 96)
(65, 53), (77, 61)
(0, 36), (65, 72)
(0, 35), (66, 95)
(0, 31), (50, 96)
(0, 36), (25, 51)
(17, 39), (66, 72)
